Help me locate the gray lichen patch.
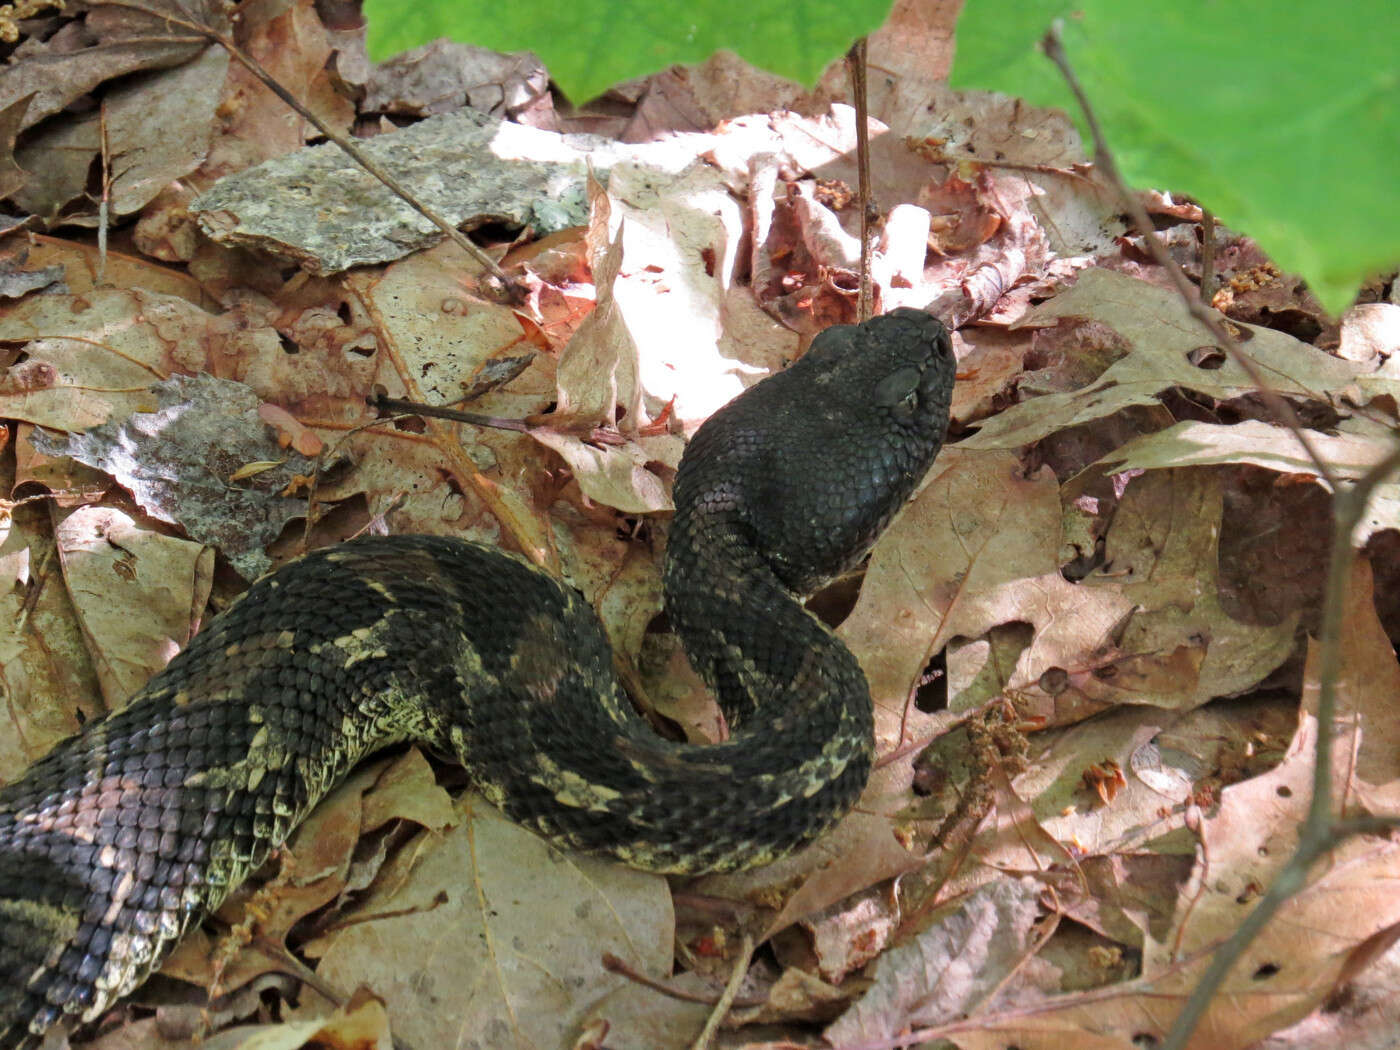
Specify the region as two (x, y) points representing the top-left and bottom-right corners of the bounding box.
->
(190, 110), (702, 275)
(32, 374), (320, 579)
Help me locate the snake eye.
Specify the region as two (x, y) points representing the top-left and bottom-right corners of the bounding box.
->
(874, 366), (922, 413)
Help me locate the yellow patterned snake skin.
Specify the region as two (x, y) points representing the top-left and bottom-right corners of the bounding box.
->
(0, 309), (953, 1047)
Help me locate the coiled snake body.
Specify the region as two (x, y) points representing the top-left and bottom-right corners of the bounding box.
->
(0, 309), (953, 1046)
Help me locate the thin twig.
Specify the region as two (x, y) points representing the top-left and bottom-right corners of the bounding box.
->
(97, 101), (111, 286)
(370, 393), (633, 451)
(1200, 208), (1216, 303)
(846, 37), (875, 322)
(103, 0), (523, 303)
(371, 394), (533, 434)
(600, 952), (765, 1009)
(689, 934), (753, 1050)
(876, 716), (951, 770)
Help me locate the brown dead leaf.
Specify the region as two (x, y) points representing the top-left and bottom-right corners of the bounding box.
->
(824, 876), (1042, 1045)
(1013, 696), (1292, 868)
(364, 39), (551, 125)
(920, 172), (1005, 255)
(176, 986), (393, 1049)
(1302, 557), (1400, 810)
(842, 446), (1135, 731)
(1081, 759), (1128, 806)
(0, 499), (103, 780)
(197, 0), (356, 180)
(532, 198), (677, 511)
(948, 327), (1034, 422)
(1016, 582), (1393, 1048)
(0, 256), (62, 301)
(0, 95), (32, 201)
(16, 46), (228, 223)
(1102, 419), (1400, 544)
(1141, 739), (1400, 1048)
(269, 986), (393, 1048)
(963, 269), (1363, 452)
(161, 750), (452, 1001)
(1092, 469), (1298, 709)
(791, 885), (903, 985)
(1103, 418), (1399, 482)
(550, 193), (639, 426)
(0, 287), (286, 431)
(812, 0), (960, 136)
(843, 448), (1064, 718)
(897, 795), (1400, 1050)
(0, 0), (221, 134)
(11, 110), (97, 221)
(732, 964), (854, 1026)
(529, 430), (676, 514)
(1254, 932), (1400, 1050)
(51, 506), (212, 705)
(302, 794), (672, 1050)
(889, 465), (1292, 727)
(619, 50), (811, 142)
(23, 233), (215, 306)
(285, 247), (561, 557)
(599, 161), (785, 426)
(1060, 852), (1196, 949)
(923, 751), (1072, 904)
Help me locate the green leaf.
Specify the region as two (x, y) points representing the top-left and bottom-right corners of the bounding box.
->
(363, 0), (894, 106)
(951, 0), (1400, 315)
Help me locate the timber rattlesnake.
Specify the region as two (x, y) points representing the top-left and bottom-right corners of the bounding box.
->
(0, 308), (954, 1046)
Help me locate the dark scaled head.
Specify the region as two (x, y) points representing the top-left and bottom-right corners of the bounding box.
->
(672, 307), (956, 593)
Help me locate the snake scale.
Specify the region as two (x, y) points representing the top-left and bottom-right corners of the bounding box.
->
(0, 308), (953, 1047)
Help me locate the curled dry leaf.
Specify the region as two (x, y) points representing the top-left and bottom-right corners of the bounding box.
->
(824, 876), (1043, 1045)
(1101, 418), (1400, 544)
(258, 403), (326, 457)
(0, 0), (224, 133)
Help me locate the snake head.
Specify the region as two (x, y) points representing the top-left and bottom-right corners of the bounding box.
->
(799, 307), (954, 439)
(671, 307), (956, 596)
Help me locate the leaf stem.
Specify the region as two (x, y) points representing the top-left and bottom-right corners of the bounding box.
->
(846, 36), (875, 322)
